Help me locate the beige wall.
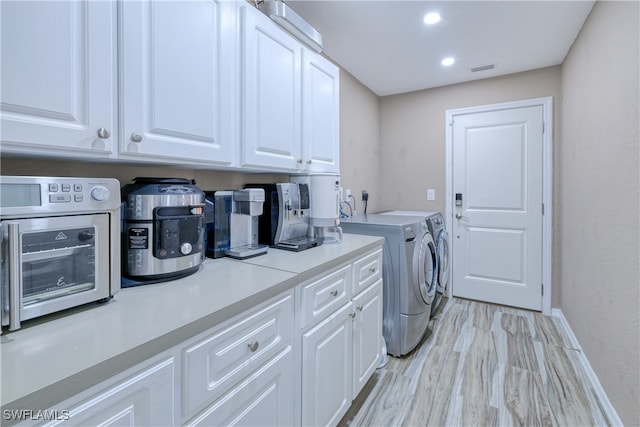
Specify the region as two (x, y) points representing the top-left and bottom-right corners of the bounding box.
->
(378, 66), (562, 306)
(338, 68), (381, 215)
(378, 66), (561, 213)
(559, 2), (640, 425)
(0, 158), (287, 191)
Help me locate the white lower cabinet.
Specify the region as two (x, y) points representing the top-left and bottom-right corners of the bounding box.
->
(42, 357), (176, 427)
(301, 301), (354, 427)
(352, 278), (383, 398)
(299, 248), (384, 426)
(185, 347), (294, 426)
(28, 246), (383, 427)
(181, 291), (295, 425)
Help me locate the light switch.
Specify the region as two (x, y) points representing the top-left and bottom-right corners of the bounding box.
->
(427, 189), (435, 201)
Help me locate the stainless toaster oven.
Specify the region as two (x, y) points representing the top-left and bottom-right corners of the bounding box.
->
(0, 176), (121, 332)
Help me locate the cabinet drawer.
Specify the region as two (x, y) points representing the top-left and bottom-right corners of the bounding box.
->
(299, 264), (351, 328)
(185, 347), (295, 427)
(352, 249), (383, 295)
(181, 291), (294, 421)
(42, 358), (175, 427)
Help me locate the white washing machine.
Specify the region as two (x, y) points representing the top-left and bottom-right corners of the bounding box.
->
(380, 211), (450, 316)
(341, 214), (437, 356)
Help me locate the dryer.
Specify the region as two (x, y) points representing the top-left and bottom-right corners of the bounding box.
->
(341, 214), (437, 356)
(380, 211), (450, 316)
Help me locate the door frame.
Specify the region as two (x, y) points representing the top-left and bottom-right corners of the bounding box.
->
(445, 97), (553, 315)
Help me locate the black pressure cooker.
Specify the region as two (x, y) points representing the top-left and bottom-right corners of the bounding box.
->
(121, 177), (205, 281)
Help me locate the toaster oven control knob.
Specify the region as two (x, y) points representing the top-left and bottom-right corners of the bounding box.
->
(90, 185), (111, 202)
(180, 242), (193, 255)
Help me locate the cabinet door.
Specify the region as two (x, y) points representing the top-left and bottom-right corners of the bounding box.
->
(43, 358), (175, 427)
(182, 292), (294, 422)
(301, 302), (353, 427)
(120, 0), (236, 165)
(0, 1), (116, 158)
(185, 348), (295, 427)
(240, 5), (302, 171)
(301, 50), (340, 173)
(352, 279), (383, 398)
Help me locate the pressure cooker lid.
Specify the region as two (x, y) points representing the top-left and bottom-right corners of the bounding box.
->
(131, 177), (196, 185)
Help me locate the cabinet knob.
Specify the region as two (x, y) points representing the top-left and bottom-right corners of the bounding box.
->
(96, 128), (110, 139)
(247, 340), (259, 352)
(350, 312), (356, 319)
(368, 267), (376, 273)
(306, 159), (312, 165)
(330, 289), (338, 297)
(357, 305), (363, 311)
(130, 133), (143, 143)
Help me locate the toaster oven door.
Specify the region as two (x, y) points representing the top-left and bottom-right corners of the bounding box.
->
(1, 214), (111, 331)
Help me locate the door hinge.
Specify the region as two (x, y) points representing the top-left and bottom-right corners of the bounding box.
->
(542, 121), (545, 134)
(541, 283), (544, 296)
(542, 203), (545, 215)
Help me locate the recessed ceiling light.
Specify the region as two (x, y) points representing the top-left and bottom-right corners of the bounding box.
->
(423, 12), (441, 25)
(441, 57), (455, 66)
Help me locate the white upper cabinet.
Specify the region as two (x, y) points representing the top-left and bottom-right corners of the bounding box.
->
(240, 5), (302, 171)
(119, 0), (237, 166)
(0, 1), (116, 158)
(240, 5), (340, 173)
(301, 50), (340, 173)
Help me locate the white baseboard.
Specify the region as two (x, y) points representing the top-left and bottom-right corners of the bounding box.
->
(551, 308), (624, 426)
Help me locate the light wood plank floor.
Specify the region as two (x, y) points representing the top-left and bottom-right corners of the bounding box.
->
(339, 297), (612, 427)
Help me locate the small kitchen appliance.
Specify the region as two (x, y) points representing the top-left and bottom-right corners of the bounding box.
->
(227, 188), (268, 258)
(274, 182), (319, 251)
(1, 176), (121, 332)
(291, 173), (342, 244)
(121, 177), (205, 282)
(244, 183), (279, 247)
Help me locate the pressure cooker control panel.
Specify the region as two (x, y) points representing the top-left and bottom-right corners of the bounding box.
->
(154, 215), (204, 259)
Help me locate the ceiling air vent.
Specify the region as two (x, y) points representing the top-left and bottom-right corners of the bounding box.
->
(471, 64), (495, 72)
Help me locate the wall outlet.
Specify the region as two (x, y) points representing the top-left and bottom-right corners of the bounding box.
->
(427, 189), (435, 201)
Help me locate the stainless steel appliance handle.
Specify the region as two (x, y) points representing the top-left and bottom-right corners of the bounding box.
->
(21, 245), (91, 262)
(7, 223), (22, 331)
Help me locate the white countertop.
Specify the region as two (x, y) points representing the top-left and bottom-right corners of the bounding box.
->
(0, 234), (383, 408)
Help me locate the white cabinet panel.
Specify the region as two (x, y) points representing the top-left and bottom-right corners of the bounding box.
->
(240, 5), (302, 171)
(185, 348), (295, 427)
(120, 0), (236, 165)
(352, 248), (383, 295)
(302, 50), (340, 173)
(301, 302), (353, 427)
(181, 291), (294, 421)
(352, 279), (383, 398)
(299, 264), (351, 328)
(0, 1), (116, 157)
(43, 358), (175, 427)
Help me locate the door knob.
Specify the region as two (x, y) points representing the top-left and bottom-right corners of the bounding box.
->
(97, 128), (110, 139)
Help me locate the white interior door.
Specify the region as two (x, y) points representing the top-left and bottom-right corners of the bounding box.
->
(452, 106), (543, 311)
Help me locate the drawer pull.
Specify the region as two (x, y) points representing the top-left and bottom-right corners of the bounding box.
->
(330, 289), (338, 297)
(368, 267), (377, 273)
(247, 340), (259, 352)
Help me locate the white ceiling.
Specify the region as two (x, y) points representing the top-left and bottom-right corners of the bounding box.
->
(287, 1), (595, 96)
